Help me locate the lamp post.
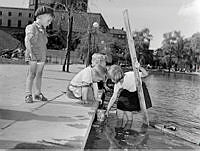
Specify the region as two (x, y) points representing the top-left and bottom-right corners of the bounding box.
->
(92, 22), (99, 53)
(86, 22), (99, 67)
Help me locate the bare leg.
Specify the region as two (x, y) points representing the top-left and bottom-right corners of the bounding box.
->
(123, 111), (133, 130)
(35, 62), (45, 95)
(25, 61), (37, 96)
(116, 109), (125, 128)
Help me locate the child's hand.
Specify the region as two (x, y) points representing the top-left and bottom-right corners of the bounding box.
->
(96, 98), (102, 104)
(82, 100), (89, 104)
(104, 86), (111, 92)
(135, 62), (140, 69)
(105, 110), (109, 117)
(30, 53), (37, 61)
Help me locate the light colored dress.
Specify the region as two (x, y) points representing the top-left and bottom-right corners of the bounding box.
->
(69, 66), (98, 99)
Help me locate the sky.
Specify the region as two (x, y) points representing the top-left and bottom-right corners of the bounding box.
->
(0, 0), (200, 49)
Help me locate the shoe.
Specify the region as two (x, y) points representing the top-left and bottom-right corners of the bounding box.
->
(35, 93), (48, 101)
(25, 95), (33, 103)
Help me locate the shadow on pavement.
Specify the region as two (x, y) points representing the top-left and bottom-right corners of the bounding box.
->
(0, 109), (77, 123)
(14, 142), (59, 149)
(43, 76), (71, 81)
(45, 69), (78, 74)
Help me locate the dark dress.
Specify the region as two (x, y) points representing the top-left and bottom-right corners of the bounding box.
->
(117, 81), (152, 111)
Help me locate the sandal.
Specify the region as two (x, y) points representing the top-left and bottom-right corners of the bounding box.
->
(25, 95), (33, 103)
(35, 93), (48, 102)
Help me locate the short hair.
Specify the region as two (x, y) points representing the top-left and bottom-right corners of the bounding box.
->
(91, 53), (106, 67)
(35, 6), (54, 18)
(92, 64), (107, 81)
(108, 65), (124, 83)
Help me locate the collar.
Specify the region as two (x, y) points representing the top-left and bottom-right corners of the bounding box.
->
(34, 21), (45, 31)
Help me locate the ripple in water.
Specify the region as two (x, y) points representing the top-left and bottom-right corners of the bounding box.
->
(85, 72), (200, 149)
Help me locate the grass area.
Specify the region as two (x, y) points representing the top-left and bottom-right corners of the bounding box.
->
(0, 57), (25, 64)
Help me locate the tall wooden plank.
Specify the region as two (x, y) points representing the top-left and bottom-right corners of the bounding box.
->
(123, 10), (149, 125)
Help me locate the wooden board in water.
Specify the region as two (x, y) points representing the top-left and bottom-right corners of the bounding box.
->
(152, 123), (200, 146)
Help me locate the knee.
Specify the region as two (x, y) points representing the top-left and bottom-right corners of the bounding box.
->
(117, 110), (124, 119)
(28, 71), (36, 79)
(36, 71), (43, 77)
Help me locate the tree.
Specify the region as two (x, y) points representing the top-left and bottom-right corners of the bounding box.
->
(191, 32), (200, 71)
(181, 38), (193, 71)
(132, 28), (153, 65)
(161, 31), (180, 72)
(75, 29), (123, 65)
(172, 31), (184, 70)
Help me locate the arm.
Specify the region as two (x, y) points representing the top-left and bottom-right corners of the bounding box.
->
(81, 86), (89, 103)
(92, 83), (102, 103)
(106, 84), (120, 115)
(139, 66), (148, 78)
(25, 25), (37, 60)
(135, 62), (148, 78)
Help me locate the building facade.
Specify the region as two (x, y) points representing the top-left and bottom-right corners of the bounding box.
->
(109, 27), (126, 40)
(0, 0), (108, 34)
(0, 7), (34, 30)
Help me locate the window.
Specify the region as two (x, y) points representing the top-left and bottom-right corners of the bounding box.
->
(19, 12), (22, 16)
(18, 20), (21, 27)
(8, 20), (11, 27)
(0, 11), (2, 16)
(28, 20), (32, 24)
(8, 12), (12, 16)
(0, 19), (2, 25)
(29, 13), (32, 18)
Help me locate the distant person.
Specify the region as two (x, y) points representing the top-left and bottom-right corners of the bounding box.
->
(67, 64), (107, 104)
(106, 63), (152, 122)
(24, 6), (54, 103)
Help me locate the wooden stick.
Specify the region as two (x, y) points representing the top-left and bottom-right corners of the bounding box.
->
(123, 9), (149, 126)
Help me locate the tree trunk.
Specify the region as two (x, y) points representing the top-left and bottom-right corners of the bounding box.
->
(62, 1), (73, 72)
(86, 31), (91, 67)
(34, 0), (38, 21)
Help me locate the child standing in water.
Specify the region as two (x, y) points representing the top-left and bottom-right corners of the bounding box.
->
(25, 6), (54, 103)
(106, 63), (152, 121)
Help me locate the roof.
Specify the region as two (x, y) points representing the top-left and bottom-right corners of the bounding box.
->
(0, 6), (34, 11)
(54, 11), (110, 33)
(109, 28), (126, 35)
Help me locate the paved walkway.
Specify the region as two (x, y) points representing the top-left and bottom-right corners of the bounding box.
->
(0, 64), (199, 150)
(0, 64), (98, 149)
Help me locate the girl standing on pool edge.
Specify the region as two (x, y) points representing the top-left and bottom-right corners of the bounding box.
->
(24, 6), (54, 103)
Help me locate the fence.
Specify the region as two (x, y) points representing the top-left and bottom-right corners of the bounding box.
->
(46, 49), (83, 65)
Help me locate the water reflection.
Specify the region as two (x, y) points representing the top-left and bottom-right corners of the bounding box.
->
(146, 73), (200, 136)
(85, 72), (200, 149)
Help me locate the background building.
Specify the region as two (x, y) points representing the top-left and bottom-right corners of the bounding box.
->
(0, 0), (126, 64)
(109, 27), (126, 40)
(0, 0), (108, 35)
